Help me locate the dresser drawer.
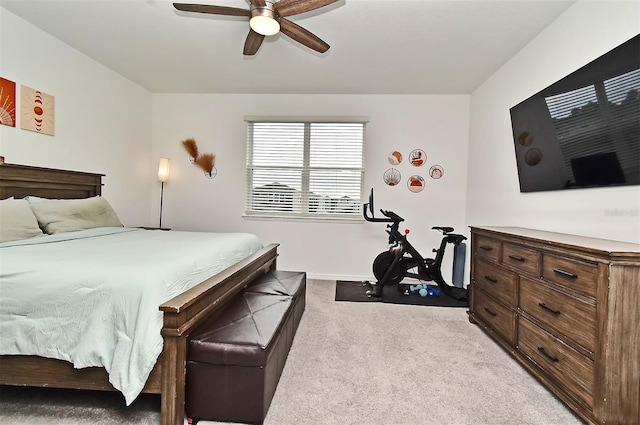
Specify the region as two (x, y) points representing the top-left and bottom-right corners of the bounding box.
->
(474, 258), (517, 307)
(542, 254), (598, 297)
(519, 277), (596, 353)
(502, 243), (540, 276)
(473, 288), (515, 345)
(518, 318), (594, 409)
(475, 235), (501, 262)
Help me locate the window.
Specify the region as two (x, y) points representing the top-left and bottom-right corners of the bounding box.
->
(245, 118), (366, 219)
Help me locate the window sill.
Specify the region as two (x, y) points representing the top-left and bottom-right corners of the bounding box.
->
(242, 214), (365, 224)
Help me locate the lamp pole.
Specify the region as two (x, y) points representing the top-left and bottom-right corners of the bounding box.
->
(159, 180), (165, 229)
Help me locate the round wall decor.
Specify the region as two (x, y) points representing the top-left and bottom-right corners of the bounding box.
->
(409, 149), (426, 167)
(383, 168), (401, 186)
(407, 175), (425, 192)
(388, 150), (403, 165)
(429, 164), (444, 179)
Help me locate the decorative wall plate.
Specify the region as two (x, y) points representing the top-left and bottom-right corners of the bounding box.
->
(205, 167), (218, 179)
(409, 149), (426, 167)
(429, 164), (444, 179)
(388, 151), (402, 165)
(383, 168), (401, 186)
(407, 175), (425, 192)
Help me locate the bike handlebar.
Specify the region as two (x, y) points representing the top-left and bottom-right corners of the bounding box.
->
(363, 203), (404, 223)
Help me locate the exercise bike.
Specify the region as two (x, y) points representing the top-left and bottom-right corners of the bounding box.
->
(363, 189), (468, 302)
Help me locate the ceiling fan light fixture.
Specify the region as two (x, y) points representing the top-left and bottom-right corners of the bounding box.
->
(249, 4), (280, 36)
(175, 0), (336, 55)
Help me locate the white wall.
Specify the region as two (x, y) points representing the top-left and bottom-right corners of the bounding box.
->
(7, 0), (637, 285)
(1, 6), (471, 283)
(0, 8), (153, 226)
(466, 0), (640, 243)
(152, 94), (470, 280)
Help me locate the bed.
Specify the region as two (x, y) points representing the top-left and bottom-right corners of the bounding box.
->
(0, 162), (279, 425)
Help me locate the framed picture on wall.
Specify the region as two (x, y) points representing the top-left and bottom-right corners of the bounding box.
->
(20, 85), (55, 136)
(0, 77), (16, 127)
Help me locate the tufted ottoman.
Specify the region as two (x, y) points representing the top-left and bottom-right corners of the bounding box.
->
(186, 271), (306, 424)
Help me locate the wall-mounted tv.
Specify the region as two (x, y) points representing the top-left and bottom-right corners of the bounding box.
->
(509, 35), (639, 193)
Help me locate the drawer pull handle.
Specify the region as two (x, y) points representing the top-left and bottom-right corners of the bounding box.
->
(537, 346), (559, 363)
(553, 268), (578, 279)
(480, 245), (493, 251)
(538, 303), (561, 316)
(484, 275), (498, 283)
(483, 307), (497, 317)
(508, 255), (525, 262)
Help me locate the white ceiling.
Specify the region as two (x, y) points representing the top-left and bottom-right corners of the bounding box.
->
(1, 0), (576, 94)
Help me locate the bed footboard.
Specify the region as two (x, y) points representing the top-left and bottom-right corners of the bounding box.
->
(158, 243), (279, 425)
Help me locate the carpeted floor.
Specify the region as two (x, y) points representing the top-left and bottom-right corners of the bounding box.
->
(0, 386), (160, 424)
(335, 280), (468, 307)
(0, 279), (583, 425)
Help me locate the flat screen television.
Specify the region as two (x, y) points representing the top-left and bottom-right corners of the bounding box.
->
(509, 34), (639, 193)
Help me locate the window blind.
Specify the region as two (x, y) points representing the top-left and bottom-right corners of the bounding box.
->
(245, 120), (365, 219)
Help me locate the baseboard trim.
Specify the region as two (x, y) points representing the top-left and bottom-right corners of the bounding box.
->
(305, 273), (371, 282)
(304, 274), (425, 284)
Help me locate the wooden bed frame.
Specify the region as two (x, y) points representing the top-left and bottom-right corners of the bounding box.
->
(0, 163), (279, 425)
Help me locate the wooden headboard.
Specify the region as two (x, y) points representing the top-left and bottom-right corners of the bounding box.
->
(0, 163), (104, 200)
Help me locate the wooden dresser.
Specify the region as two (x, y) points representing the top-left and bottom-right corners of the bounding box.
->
(469, 226), (640, 425)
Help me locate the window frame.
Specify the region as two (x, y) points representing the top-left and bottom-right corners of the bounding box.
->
(244, 116), (368, 221)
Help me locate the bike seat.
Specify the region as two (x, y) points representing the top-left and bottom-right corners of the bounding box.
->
(432, 226), (454, 234)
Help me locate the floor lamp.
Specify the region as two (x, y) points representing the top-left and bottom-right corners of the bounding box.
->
(158, 158), (171, 229)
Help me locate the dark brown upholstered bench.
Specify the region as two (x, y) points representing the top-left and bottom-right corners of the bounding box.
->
(186, 271), (306, 424)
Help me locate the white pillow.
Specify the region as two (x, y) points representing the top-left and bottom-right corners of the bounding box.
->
(28, 196), (123, 234)
(0, 198), (44, 242)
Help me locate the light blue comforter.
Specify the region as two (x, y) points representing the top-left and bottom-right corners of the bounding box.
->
(0, 227), (263, 404)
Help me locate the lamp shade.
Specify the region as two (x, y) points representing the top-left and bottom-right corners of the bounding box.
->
(249, 3), (280, 36)
(158, 158), (171, 182)
(250, 15), (280, 36)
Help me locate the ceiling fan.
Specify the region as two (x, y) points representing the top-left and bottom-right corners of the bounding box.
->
(173, 0), (338, 55)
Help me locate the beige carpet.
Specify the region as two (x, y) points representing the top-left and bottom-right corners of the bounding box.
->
(0, 279), (583, 425)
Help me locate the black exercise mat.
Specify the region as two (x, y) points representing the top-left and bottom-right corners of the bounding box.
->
(335, 280), (468, 308)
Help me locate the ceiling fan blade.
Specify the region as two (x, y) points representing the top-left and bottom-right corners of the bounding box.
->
(243, 29), (265, 55)
(275, 0), (339, 17)
(173, 3), (250, 17)
(279, 18), (330, 53)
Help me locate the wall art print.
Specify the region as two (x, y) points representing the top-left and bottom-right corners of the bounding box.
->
(429, 164), (444, 179)
(383, 168), (401, 186)
(388, 150), (402, 165)
(409, 149), (426, 167)
(0, 78), (16, 127)
(20, 85), (55, 136)
(407, 175), (425, 193)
